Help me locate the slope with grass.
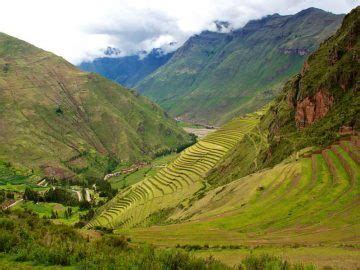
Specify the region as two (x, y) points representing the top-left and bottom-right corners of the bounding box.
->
(137, 8), (343, 125)
(85, 112), (263, 229)
(79, 48), (173, 88)
(118, 135), (360, 249)
(204, 6), (360, 186)
(0, 33), (192, 181)
(109, 8), (360, 268)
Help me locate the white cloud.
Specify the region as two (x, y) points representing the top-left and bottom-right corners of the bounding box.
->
(0, 0), (358, 64)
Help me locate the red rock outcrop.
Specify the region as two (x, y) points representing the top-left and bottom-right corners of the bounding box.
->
(295, 90), (334, 128)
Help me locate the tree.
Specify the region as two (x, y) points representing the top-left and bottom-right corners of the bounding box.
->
(23, 188), (41, 202)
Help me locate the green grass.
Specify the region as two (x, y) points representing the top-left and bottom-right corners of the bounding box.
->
(136, 10), (343, 125)
(12, 201), (87, 225)
(0, 32), (193, 182)
(86, 112), (263, 229)
(193, 246), (359, 269)
(117, 137), (359, 249)
(0, 254), (73, 269)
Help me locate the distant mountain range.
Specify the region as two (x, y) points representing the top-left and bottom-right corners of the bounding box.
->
(80, 8), (344, 125)
(79, 48), (173, 88)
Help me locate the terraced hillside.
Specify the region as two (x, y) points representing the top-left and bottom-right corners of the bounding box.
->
(85, 112), (263, 229)
(118, 134), (360, 248)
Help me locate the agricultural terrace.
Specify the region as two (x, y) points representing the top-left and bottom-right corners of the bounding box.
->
(118, 135), (360, 249)
(85, 112), (262, 229)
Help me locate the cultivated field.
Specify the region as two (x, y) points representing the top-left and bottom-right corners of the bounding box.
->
(85, 113), (262, 229)
(116, 135), (360, 251)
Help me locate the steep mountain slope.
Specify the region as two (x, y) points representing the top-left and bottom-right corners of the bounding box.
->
(113, 7), (360, 253)
(89, 6), (359, 251)
(137, 8), (344, 125)
(79, 48), (173, 88)
(206, 6), (359, 185)
(85, 111), (264, 229)
(120, 136), (360, 248)
(0, 33), (192, 181)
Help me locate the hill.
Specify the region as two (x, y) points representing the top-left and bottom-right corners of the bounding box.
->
(120, 134), (360, 247)
(119, 135), (360, 268)
(86, 7), (360, 268)
(206, 5), (359, 185)
(79, 48), (173, 88)
(85, 110), (265, 229)
(0, 33), (192, 181)
(136, 8), (344, 125)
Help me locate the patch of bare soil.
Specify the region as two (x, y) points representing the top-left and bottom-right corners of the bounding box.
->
(183, 127), (217, 139)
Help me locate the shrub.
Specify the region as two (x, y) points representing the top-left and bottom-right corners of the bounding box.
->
(237, 254), (315, 270)
(0, 218), (15, 230)
(55, 106), (63, 115)
(100, 235), (128, 249)
(0, 230), (18, 252)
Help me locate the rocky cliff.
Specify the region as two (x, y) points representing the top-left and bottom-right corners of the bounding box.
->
(205, 6), (359, 185)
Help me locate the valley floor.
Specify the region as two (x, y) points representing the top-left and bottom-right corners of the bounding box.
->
(183, 127), (217, 139)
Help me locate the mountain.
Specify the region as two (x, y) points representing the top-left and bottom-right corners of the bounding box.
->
(88, 6), (359, 262)
(206, 5), (359, 185)
(0, 33), (192, 181)
(136, 8), (344, 125)
(79, 48), (173, 88)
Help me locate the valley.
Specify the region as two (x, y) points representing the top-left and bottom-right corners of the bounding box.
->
(0, 3), (359, 270)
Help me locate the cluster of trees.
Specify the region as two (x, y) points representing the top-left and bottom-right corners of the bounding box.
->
(23, 187), (78, 206)
(49, 208), (73, 220)
(86, 178), (117, 199)
(154, 133), (198, 157)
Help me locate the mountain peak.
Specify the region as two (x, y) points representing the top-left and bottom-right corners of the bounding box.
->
(294, 7), (330, 16)
(213, 20), (232, 33)
(103, 46), (121, 56)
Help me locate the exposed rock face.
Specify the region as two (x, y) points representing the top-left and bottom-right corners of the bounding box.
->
(295, 90), (334, 128)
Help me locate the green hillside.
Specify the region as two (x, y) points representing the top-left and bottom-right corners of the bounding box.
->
(119, 135), (360, 247)
(85, 7), (360, 268)
(206, 6), (360, 185)
(0, 33), (192, 181)
(85, 110), (264, 229)
(136, 8), (344, 125)
(119, 135), (360, 268)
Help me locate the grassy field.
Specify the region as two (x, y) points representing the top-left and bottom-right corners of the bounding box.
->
(193, 246), (360, 269)
(86, 112), (262, 229)
(12, 201), (87, 225)
(113, 135), (359, 268)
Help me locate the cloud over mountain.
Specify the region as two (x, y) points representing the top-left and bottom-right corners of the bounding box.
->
(0, 0), (357, 64)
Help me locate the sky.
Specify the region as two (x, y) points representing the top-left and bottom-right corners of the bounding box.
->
(0, 0), (358, 64)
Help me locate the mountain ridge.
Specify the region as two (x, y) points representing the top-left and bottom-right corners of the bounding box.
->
(79, 48), (174, 88)
(0, 32), (192, 181)
(136, 8), (344, 125)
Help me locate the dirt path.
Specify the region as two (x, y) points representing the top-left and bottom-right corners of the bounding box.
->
(4, 199), (23, 210)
